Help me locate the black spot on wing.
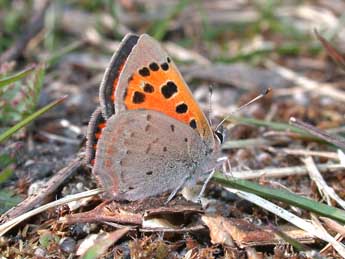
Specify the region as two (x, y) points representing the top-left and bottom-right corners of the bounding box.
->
(143, 83), (154, 93)
(132, 91), (145, 104)
(176, 103), (188, 114)
(189, 119), (197, 129)
(139, 67), (150, 77)
(149, 62), (159, 71)
(161, 81), (177, 99)
(161, 63), (169, 71)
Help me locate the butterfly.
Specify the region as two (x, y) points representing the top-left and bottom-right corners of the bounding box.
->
(85, 34), (223, 201)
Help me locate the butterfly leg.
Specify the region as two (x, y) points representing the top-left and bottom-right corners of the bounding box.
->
(223, 157), (233, 178)
(165, 174), (189, 204)
(197, 168), (216, 202)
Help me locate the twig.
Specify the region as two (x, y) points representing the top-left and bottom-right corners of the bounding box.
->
(0, 0), (51, 64)
(290, 117), (345, 150)
(38, 130), (81, 145)
(0, 156), (83, 224)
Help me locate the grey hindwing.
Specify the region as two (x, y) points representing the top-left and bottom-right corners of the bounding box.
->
(93, 110), (212, 201)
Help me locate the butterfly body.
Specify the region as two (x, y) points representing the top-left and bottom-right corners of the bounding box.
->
(86, 34), (221, 201)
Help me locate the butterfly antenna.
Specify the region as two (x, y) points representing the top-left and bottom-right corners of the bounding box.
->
(215, 88), (271, 131)
(208, 85), (214, 127)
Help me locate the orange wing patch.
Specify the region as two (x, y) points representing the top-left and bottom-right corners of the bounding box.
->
(124, 58), (209, 136)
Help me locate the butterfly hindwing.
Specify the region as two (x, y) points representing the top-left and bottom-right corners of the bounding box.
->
(93, 110), (214, 200)
(85, 107), (106, 166)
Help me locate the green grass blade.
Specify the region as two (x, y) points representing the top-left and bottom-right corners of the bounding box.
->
(0, 65), (36, 88)
(31, 64), (46, 106)
(45, 40), (84, 67)
(230, 116), (308, 135)
(0, 95), (67, 143)
(213, 172), (345, 224)
(0, 165), (14, 184)
(0, 189), (23, 214)
(152, 0), (189, 41)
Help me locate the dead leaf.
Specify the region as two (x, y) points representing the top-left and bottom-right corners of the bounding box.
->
(78, 227), (129, 258)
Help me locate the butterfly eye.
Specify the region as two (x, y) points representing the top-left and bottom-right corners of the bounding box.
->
(214, 126), (225, 144)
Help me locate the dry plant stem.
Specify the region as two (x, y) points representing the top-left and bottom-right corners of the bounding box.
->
(270, 148), (339, 160)
(225, 188), (345, 257)
(0, 189), (102, 236)
(290, 117), (345, 150)
(85, 28), (210, 65)
(164, 42), (211, 65)
(310, 214), (338, 258)
(0, 0), (50, 63)
(304, 156), (345, 210)
(232, 163), (343, 179)
(0, 157), (83, 224)
(321, 217), (345, 236)
(320, 217), (345, 255)
(265, 60), (345, 102)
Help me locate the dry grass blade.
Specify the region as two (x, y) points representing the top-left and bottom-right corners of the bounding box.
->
(231, 163), (343, 179)
(290, 117), (345, 150)
(265, 60), (345, 102)
(0, 189), (102, 236)
(315, 30), (345, 71)
(304, 156), (345, 209)
(320, 217), (345, 255)
(321, 217), (345, 237)
(275, 148), (339, 160)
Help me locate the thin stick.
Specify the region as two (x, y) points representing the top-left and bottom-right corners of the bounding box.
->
(0, 157), (83, 224)
(0, 189), (102, 236)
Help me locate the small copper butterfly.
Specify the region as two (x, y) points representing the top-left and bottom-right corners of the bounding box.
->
(85, 34), (223, 201)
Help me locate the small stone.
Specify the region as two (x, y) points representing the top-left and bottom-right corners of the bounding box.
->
(34, 247), (46, 257)
(59, 237), (76, 253)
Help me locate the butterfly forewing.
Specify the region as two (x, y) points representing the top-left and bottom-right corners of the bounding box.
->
(99, 34), (139, 118)
(113, 34), (214, 147)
